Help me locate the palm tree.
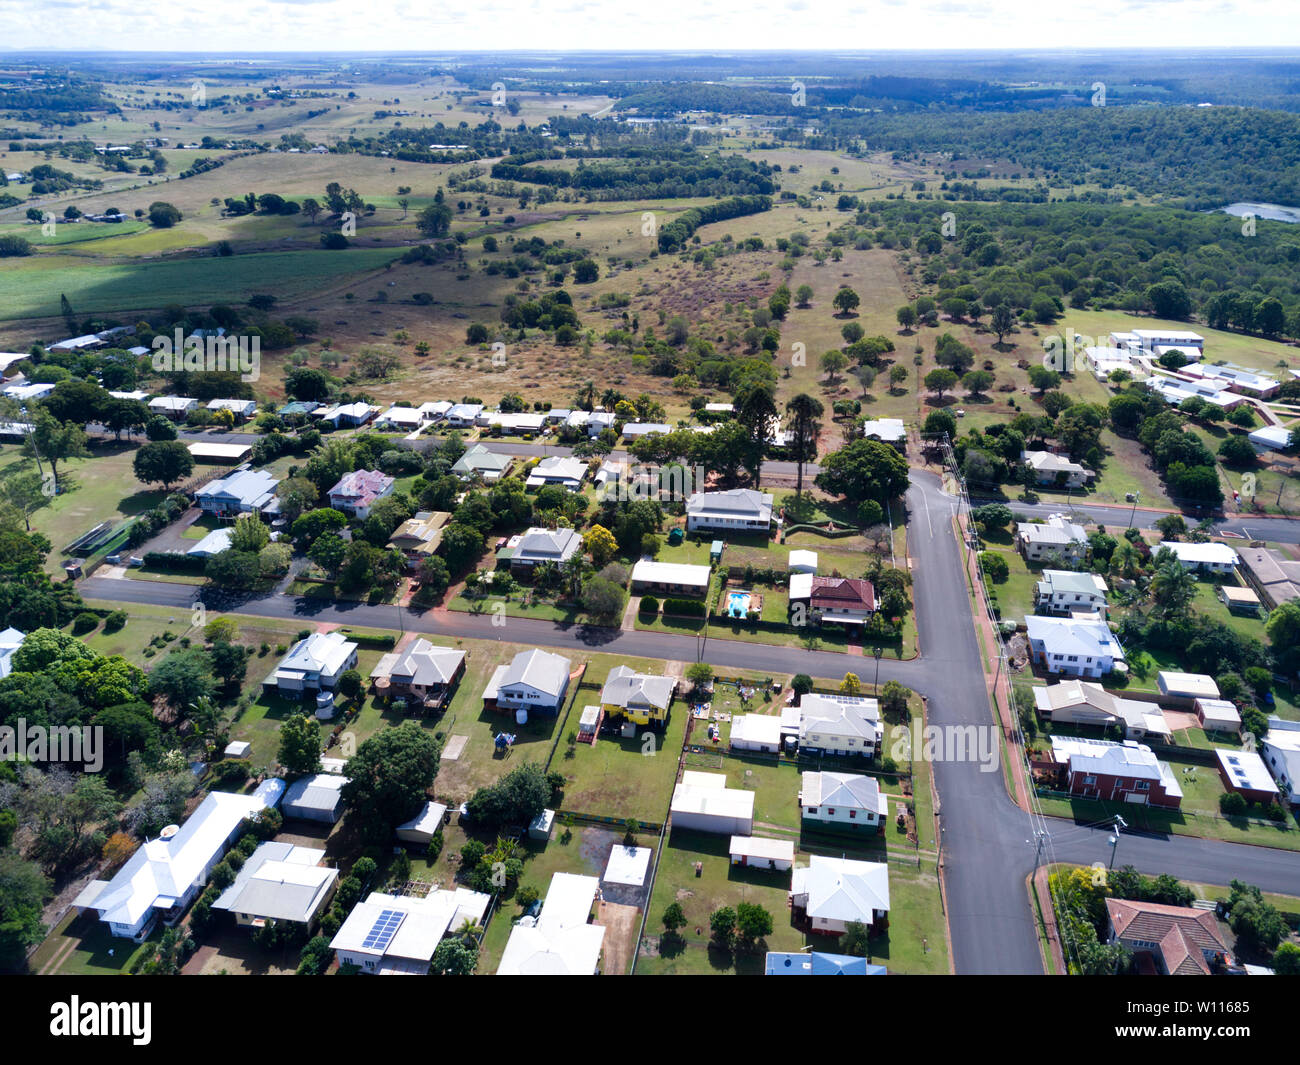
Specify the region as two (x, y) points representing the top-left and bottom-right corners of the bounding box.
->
(1109, 541), (1143, 579)
(1150, 558), (1196, 618)
(600, 388), (622, 410)
(533, 561), (558, 592)
(562, 553), (587, 601)
(575, 380), (597, 412)
(785, 393), (824, 497)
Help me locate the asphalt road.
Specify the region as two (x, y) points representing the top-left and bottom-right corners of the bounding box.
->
(80, 470), (1300, 974)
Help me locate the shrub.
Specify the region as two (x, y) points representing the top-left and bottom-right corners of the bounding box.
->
(104, 610), (128, 633)
(1219, 792), (1248, 816)
(979, 551), (1009, 582)
(639, 595), (660, 615)
(427, 830), (444, 864)
(71, 611), (100, 635)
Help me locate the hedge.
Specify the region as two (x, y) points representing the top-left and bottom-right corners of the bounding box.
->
(663, 598), (706, 617)
(638, 595), (660, 615)
(144, 551), (208, 572)
(342, 631), (397, 649)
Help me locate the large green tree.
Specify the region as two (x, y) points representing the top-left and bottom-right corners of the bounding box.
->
(814, 438), (910, 507)
(341, 721), (442, 834)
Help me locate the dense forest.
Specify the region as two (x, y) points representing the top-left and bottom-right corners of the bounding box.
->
(857, 198), (1300, 338)
(831, 107), (1300, 208)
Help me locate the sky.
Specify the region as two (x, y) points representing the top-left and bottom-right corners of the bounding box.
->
(0, 0), (1298, 53)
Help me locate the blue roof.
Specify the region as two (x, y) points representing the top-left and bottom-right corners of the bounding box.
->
(765, 951), (885, 975)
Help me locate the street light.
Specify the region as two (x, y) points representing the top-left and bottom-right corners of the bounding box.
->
(1127, 491), (1140, 530)
(873, 645), (884, 693)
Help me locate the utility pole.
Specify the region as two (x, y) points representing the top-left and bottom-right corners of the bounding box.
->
(1107, 814), (1127, 869)
(1127, 491), (1139, 530)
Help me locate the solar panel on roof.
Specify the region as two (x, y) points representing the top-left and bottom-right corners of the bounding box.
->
(361, 908), (404, 951)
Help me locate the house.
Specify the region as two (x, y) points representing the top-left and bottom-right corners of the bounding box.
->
(418, 400), (453, 422)
(2, 381), (55, 402)
(0, 627), (25, 679)
(765, 952), (886, 975)
(186, 528), (233, 558)
(1247, 425), (1293, 453)
(504, 527), (582, 572)
(452, 444), (514, 482)
(1217, 584), (1260, 615)
(395, 801), (448, 846)
(265, 631), (359, 693)
(211, 842), (338, 931)
(1156, 671), (1220, 704)
(147, 395), (198, 420)
(72, 780), (285, 940)
(788, 576), (877, 626)
(525, 455), (588, 491)
(790, 855), (890, 935)
(620, 422), (671, 441)
(800, 771), (888, 833)
(729, 836), (794, 871)
(282, 773), (348, 824)
(669, 770), (755, 835)
(484, 648), (571, 715)
(443, 403), (483, 428)
(205, 398), (258, 421)
(861, 418), (907, 451)
(585, 411), (617, 437)
(1024, 616), (1125, 678)
(1157, 541), (1240, 576)
(1237, 546), (1300, 609)
(371, 638), (466, 706)
(388, 511), (450, 565)
(332, 886), (490, 975)
(328, 469), (395, 519)
(497, 873), (605, 976)
(599, 665), (676, 726)
(1214, 748), (1280, 805)
(1259, 720), (1300, 795)
(1104, 898), (1232, 976)
(729, 713), (783, 753)
(1015, 515), (1087, 563)
(195, 468), (279, 518)
(374, 406), (427, 431)
(629, 559), (711, 597)
(317, 402), (379, 427)
(1047, 737), (1183, 808)
(487, 411), (547, 435)
(1032, 680), (1171, 741)
(797, 693), (883, 757)
(1021, 450), (1094, 488)
(1195, 698), (1241, 735)
(1034, 570), (1108, 615)
(279, 401), (321, 418)
(686, 488), (774, 534)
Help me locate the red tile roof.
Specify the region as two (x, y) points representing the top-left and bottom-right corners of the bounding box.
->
(810, 576), (876, 611)
(1105, 898), (1229, 976)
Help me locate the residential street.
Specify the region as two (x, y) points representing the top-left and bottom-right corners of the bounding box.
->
(79, 470), (1300, 974)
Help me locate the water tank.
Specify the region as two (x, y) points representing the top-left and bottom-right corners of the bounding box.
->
(515, 708), (529, 725)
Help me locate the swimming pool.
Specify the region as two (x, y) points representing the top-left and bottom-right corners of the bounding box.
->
(726, 591), (752, 617)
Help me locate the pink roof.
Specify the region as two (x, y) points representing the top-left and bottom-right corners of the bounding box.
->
(329, 469), (394, 508)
